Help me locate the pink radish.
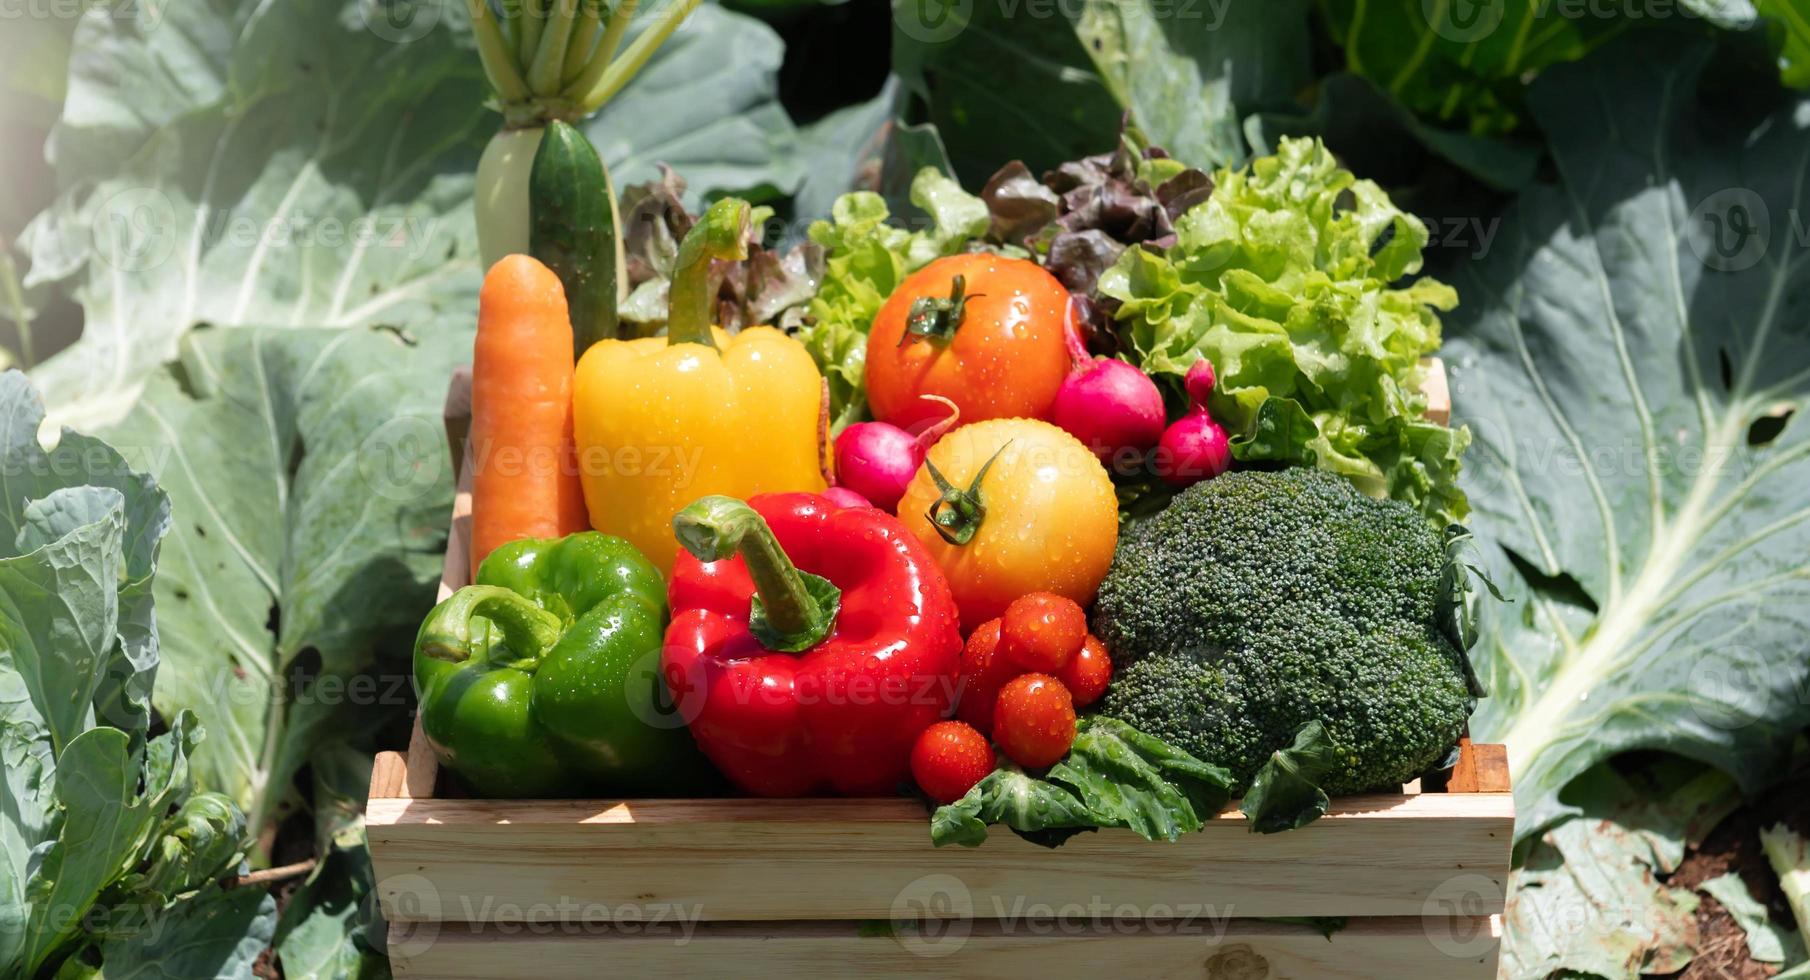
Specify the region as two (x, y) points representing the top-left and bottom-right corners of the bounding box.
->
(822, 486), (875, 509)
(834, 396), (960, 513)
(1157, 358), (1231, 488)
(1048, 328), (1166, 466)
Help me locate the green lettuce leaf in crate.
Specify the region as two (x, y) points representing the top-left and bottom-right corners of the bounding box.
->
(930, 717), (1234, 848)
(1238, 720), (1340, 835)
(1100, 136), (1468, 525)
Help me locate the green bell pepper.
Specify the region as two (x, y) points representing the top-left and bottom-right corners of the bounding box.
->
(413, 531), (712, 798)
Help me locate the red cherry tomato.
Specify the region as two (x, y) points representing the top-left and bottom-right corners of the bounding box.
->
(956, 619), (1020, 733)
(991, 673), (1077, 769)
(911, 721), (996, 804)
(1058, 634), (1113, 708)
(999, 592), (1087, 674)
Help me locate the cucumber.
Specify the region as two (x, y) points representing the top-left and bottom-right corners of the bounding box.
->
(529, 120), (619, 356)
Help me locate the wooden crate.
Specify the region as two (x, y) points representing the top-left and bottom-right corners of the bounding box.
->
(367, 365), (1512, 978)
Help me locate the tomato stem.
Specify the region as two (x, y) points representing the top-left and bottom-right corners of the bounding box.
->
(901, 274), (983, 345)
(923, 442), (1009, 546)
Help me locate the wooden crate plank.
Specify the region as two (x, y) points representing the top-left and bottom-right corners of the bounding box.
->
(1446, 737), (1481, 792)
(400, 716), (440, 800)
(436, 464), (471, 604)
(1421, 357), (1450, 426)
(443, 365), (472, 484)
(1444, 738), (1513, 795)
(387, 915), (1502, 979)
(367, 792), (1511, 923)
(369, 752), (406, 801)
(1471, 744), (1511, 793)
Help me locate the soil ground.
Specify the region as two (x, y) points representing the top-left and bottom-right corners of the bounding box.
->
(1663, 775), (1810, 980)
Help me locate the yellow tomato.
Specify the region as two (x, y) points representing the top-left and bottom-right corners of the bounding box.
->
(898, 418), (1118, 631)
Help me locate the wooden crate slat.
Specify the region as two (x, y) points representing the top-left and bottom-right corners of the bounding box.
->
(435, 455), (471, 604)
(401, 716), (440, 800)
(368, 790), (1510, 922)
(442, 364), (472, 486)
(1446, 736), (1481, 792)
(387, 915), (1502, 979)
(369, 751), (406, 800)
(1420, 356), (1450, 426)
(369, 790), (1507, 829)
(1447, 737), (1513, 794)
(1470, 744), (1511, 793)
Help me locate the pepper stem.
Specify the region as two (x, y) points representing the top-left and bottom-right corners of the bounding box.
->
(666, 199), (753, 350)
(900, 274), (982, 345)
(924, 443), (1010, 546)
(417, 585), (564, 672)
(673, 496), (841, 653)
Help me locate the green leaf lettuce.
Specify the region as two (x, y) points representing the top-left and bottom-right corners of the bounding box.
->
(1100, 136), (1468, 524)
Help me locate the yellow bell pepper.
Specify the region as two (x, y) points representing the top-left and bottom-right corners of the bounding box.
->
(574, 199), (827, 572)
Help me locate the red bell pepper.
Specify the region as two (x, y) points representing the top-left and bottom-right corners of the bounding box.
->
(664, 493), (963, 796)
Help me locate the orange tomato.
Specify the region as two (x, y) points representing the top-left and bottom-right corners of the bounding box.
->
(865, 253), (1073, 430)
(897, 418), (1118, 632)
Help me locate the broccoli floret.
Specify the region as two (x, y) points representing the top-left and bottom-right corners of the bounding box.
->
(1094, 467), (1473, 795)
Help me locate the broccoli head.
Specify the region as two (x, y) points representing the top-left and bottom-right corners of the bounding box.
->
(1094, 467), (1474, 795)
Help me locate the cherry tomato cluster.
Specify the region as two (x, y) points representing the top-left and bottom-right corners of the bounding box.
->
(908, 592), (1115, 803)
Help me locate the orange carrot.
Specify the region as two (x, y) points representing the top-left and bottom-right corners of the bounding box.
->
(469, 255), (591, 577)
